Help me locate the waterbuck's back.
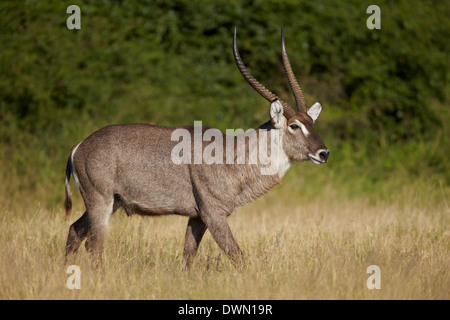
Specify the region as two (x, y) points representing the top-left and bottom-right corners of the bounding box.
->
(71, 123), (198, 216)
(71, 123), (281, 218)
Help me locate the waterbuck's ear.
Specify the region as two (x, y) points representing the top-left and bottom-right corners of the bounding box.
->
(270, 100), (286, 128)
(307, 102), (322, 123)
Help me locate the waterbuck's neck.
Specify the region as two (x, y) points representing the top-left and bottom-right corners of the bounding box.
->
(219, 120), (292, 208)
(256, 120), (292, 179)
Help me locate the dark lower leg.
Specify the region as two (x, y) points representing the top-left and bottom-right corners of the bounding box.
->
(202, 214), (244, 266)
(85, 226), (107, 266)
(65, 211), (89, 259)
(183, 217), (207, 269)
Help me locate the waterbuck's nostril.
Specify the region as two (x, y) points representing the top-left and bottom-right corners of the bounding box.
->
(319, 150), (330, 161)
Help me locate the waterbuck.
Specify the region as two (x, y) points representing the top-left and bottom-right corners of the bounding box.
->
(64, 27), (329, 268)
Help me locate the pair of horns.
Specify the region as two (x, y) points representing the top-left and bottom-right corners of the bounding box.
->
(233, 27), (307, 117)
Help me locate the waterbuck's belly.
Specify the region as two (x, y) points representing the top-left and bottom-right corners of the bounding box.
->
(114, 193), (197, 217)
(114, 184), (198, 217)
(112, 159), (198, 217)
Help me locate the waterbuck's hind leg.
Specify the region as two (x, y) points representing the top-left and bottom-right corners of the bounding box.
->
(183, 217), (207, 270)
(83, 196), (115, 266)
(65, 211), (89, 261)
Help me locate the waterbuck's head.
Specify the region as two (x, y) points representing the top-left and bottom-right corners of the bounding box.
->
(233, 27), (329, 165)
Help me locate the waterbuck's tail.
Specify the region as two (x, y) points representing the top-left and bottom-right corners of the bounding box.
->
(64, 155), (73, 220)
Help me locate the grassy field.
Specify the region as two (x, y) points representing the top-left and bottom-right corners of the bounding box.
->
(1, 169), (447, 300)
(0, 1), (448, 301)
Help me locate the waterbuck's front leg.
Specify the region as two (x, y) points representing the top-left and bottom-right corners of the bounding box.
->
(200, 211), (245, 267)
(183, 217), (207, 270)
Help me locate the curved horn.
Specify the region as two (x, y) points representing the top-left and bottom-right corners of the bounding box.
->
(233, 27), (296, 118)
(281, 26), (307, 113)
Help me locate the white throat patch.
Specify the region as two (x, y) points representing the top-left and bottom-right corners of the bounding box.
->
(276, 131), (292, 178)
(277, 146), (292, 178)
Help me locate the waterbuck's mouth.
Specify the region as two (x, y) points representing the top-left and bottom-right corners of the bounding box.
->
(308, 154), (324, 165)
(308, 149), (329, 165)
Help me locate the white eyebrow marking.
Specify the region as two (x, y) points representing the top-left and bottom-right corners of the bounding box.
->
(295, 120), (310, 137)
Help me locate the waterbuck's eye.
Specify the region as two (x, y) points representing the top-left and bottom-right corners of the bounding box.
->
(290, 120), (311, 136)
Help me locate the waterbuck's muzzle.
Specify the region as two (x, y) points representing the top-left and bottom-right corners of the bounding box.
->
(308, 149), (330, 165)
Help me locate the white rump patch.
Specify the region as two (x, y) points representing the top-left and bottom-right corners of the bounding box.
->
(71, 141), (83, 192)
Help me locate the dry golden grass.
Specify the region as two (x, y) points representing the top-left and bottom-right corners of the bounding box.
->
(0, 181), (448, 300)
